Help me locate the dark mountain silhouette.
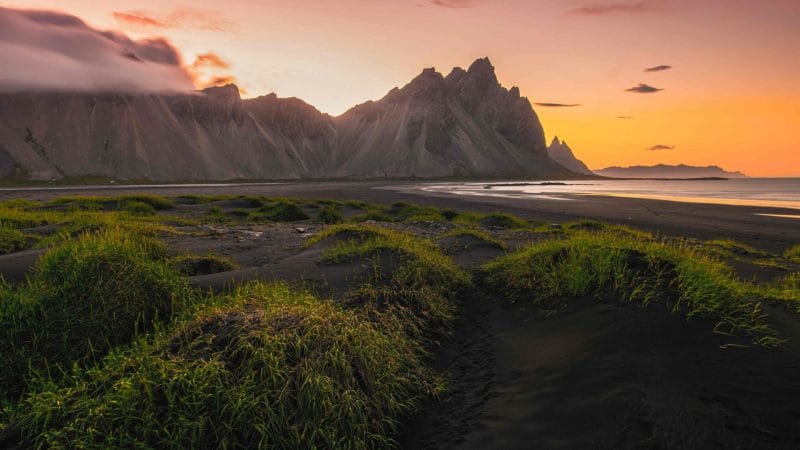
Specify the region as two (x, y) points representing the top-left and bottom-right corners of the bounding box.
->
(596, 164), (747, 179)
(0, 58), (579, 181)
(547, 136), (594, 175)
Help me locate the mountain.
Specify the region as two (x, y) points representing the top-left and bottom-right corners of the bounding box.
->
(595, 164), (747, 179)
(0, 58), (579, 182)
(547, 137), (594, 176)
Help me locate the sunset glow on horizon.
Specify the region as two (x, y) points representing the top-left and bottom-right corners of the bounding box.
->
(4, 0), (800, 177)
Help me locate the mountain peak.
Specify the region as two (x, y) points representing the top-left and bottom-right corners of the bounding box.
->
(409, 67), (445, 87)
(200, 84), (241, 102)
(468, 57), (494, 74)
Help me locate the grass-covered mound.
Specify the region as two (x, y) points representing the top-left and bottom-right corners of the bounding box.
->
(15, 282), (441, 449)
(251, 200), (310, 222)
(171, 253), (241, 276)
(481, 231), (782, 347)
(316, 204), (344, 224)
(440, 228), (507, 250)
(307, 224), (470, 335)
(0, 226), (29, 254)
(0, 229), (194, 403)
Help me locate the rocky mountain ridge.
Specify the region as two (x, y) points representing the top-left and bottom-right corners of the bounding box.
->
(0, 58), (581, 181)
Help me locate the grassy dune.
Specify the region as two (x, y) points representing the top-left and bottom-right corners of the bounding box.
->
(481, 231), (784, 346)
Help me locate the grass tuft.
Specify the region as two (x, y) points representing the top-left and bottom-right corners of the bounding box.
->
(0, 226), (29, 254)
(316, 204), (344, 224)
(171, 254), (241, 276)
(252, 201), (310, 222)
(0, 228), (194, 403)
(482, 232), (783, 347)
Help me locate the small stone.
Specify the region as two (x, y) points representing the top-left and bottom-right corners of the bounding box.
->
(295, 227), (306, 233)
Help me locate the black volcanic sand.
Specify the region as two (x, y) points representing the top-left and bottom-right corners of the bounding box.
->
(401, 293), (800, 449)
(1, 185), (800, 448)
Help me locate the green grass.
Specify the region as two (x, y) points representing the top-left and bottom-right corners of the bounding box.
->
(387, 202), (446, 223)
(251, 201), (310, 222)
(481, 232), (783, 347)
(0, 226), (29, 254)
(171, 253), (241, 276)
(117, 194), (175, 210)
(317, 204), (344, 224)
(120, 199), (157, 216)
(563, 219), (655, 240)
(479, 212), (531, 230)
(15, 282), (441, 449)
(205, 205), (228, 223)
(440, 227), (507, 249)
(785, 244), (800, 262)
(350, 208), (394, 223)
(177, 194), (236, 204)
(0, 228), (194, 404)
(704, 238), (766, 257)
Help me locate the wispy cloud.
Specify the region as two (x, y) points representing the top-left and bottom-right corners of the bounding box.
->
(645, 64), (672, 72)
(647, 144), (675, 150)
(569, 1), (654, 16)
(192, 52), (230, 70)
(534, 102), (582, 107)
(112, 7), (232, 32)
(617, 115), (634, 119)
(429, 0), (487, 8)
(625, 83), (663, 93)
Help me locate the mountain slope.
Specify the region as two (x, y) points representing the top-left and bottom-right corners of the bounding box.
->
(0, 85), (336, 181)
(596, 164), (747, 179)
(547, 137), (594, 176)
(0, 58), (579, 181)
(332, 58), (572, 178)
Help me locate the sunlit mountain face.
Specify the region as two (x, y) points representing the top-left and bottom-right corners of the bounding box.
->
(2, 0), (799, 176)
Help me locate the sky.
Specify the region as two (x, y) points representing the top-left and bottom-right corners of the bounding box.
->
(2, 0), (800, 176)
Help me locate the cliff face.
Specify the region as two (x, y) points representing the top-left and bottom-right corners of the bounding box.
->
(0, 58), (579, 181)
(547, 137), (594, 176)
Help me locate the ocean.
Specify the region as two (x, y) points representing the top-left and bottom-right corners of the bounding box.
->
(419, 178), (800, 213)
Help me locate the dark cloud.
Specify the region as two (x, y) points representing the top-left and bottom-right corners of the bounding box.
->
(647, 144), (675, 151)
(645, 65), (672, 72)
(192, 52), (230, 70)
(625, 83), (663, 93)
(0, 7), (194, 93)
(112, 7), (233, 32)
(430, 0), (487, 8)
(569, 1), (654, 15)
(534, 102), (582, 107)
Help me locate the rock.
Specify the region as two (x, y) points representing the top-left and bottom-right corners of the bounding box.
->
(547, 137), (594, 176)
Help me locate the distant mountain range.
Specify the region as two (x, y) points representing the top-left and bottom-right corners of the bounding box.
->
(0, 58), (581, 182)
(595, 164), (747, 179)
(547, 137), (594, 176)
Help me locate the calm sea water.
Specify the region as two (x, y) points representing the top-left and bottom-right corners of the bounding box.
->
(420, 178), (800, 212)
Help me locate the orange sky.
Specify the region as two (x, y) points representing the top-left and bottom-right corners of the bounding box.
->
(6, 0), (800, 176)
